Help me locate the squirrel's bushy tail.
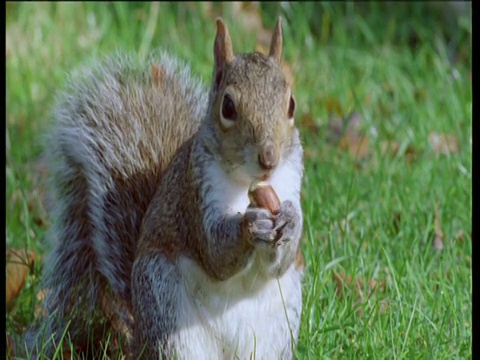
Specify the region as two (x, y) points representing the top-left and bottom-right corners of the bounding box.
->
(23, 51), (207, 356)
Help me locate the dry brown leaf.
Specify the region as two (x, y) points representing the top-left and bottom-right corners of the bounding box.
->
(281, 60), (295, 88)
(36, 288), (48, 302)
(326, 96), (343, 117)
(18, 155), (50, 228)
(299, 112), (320, 133)
(229, 2), (264, 34)
(466, 256), (471, 266)
(196, 2), (215, 19)
(333, 272), (386, 300)
(6, 334), (15, 358)
(338, 113), (369, 160)
(380, 141), (420, 163)
(303, 147), (321, 162)
(229, 2), (273, 54)
(391, 211), (402, 234)
(62, 349), (73, 359)
(339, 132), (369, 160)
(333, 272), (387, 317)
(326, 116), (344, 144)
(380, 141), (400, 156)
(383, 267), (393, 288)
(455, 230), (465, 242)
(34, 288), (49, 317)
(384, 82), (395, 96)
(378, 299), (390, 315)
(182, 2), (225, 22)
(294, 248), (305, 271)
(433, 202), (444, 251)
(404, 145), (420, 163)
(428, 132), (459, 155)
(332, 272), (350, 300)
(6, 248), (36, 311)
(100, 293), (133, 348)
(433, 236), (444, 251)
(326, 112), (370, 159)
(255, 42), (268, 54)
(255, 28), (274, 52)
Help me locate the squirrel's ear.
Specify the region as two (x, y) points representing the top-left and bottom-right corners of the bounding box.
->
(214, 18), (234, 69)
(269, 17), (283, 64)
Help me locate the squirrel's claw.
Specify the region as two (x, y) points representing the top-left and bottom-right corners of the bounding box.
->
(273, 200), (299, 246)
(244, 208), (277, 244)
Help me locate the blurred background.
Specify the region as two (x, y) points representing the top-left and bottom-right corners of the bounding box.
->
(6, 2), (471, 358)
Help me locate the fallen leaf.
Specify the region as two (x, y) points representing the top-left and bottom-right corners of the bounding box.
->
(62, 349), (73, 359)
(339, 132), (369, 160)
(433, 236), (444, 251)
(281, 60), (295, 88)
(294, 248), (305, 271)
(332, 273), (386, 300)
(326, 116), (344, 144)
(383, 267), (393, 288)
(332, 272), (348, 299)
(229, 2), (264, 34)
(34, 288), (49, 317)
(380, 141), (400, 157)
(384, 82), (395, 96)
(455, 230), (465, 242)
(196, 2), (215, 19)
(36, 288), (48, 302)
(218, 1), (273, 54)
(404, 144), (420, 163)
(326, 111), (365, 143)
(332, 272), (387, 317)
(100, 293), (133, 348)
(465, 256), (471, 266)
(325, 96), (343, 117)
(6, 334), (15, 358)
(15, 155), (50, 228)
(433, 202), (444, 251)
(303, 147), (321, 162)
(380, 140), (420, 163)
(428, 132), (459, 155)
(299, 112), (320, 133)
(378, 299), (390, 315)
(338, 113), (370, 160)
(6, 248), (36, 311)
(228, 2), (276, 56)
(391, 211), (402, 234)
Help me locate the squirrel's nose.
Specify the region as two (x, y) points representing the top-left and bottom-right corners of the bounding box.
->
(258, 144), (278, 170)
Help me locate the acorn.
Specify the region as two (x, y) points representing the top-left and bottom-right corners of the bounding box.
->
(248, 180), (281, 215)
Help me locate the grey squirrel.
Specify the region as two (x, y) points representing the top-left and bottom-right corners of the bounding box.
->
(25, 17), (305, 359)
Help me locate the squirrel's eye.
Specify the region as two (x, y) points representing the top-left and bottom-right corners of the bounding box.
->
(222, 94), (237, 121)
(287, 95), (295, 120)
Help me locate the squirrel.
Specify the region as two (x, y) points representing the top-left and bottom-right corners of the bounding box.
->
(24, 17), (305, 359)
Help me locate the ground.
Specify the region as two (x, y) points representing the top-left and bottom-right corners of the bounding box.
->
(6, 3), (471, 358)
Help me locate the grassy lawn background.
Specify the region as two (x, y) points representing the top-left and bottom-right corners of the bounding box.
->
(6, 2), (471, 358)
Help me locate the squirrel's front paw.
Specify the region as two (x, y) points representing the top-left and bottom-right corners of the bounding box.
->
(244, 207), (276, 245)
(273, 200), (300, 246)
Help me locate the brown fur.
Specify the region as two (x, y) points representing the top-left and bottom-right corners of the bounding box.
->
(26, 17), (305, 359)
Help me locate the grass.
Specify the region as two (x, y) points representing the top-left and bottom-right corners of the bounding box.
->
(6, 2), (472, 359)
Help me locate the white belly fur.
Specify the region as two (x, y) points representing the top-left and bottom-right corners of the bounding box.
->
(175, 152), (304, 359)
(177, 256), (303, 360)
